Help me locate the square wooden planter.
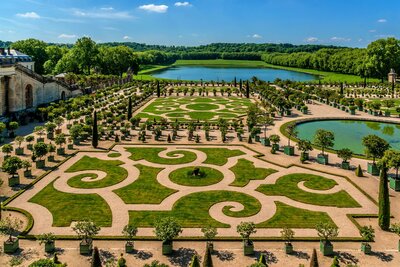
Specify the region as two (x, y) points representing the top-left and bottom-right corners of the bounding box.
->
(24, 170), (32, 178)
(35, 160), (46, 169)
(4, 238), (19, 254)
(361, 243), (371, 254)
(367, 163), (380, 176)
(284, 146), (295, 156)
(79, 240), (93, 255)
(45, 241), (56, 253)
(317, 154), (329, 165)
(300, 152), (309, 160)
(284, 243), (293, 254)
(67, 144), (74, 150)
(15, 147), (24, 155)
(272, 144), (280, 151)
(125, 242), (134, 253)
(389, 177), (400, 191)
(260, 138), (270, 146)
(341, 161), (350, 170)
(162, 241), (173, 255)
(320, 240), (333, 256)
(8, 175), (20, 187)
(57, 148), (65, 156)
(243, 241), (254, 256)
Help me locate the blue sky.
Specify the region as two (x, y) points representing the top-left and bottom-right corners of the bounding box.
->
(0, 0), (398, 47)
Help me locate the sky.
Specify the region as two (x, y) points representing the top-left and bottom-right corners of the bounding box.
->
(0, 0), (399, 47)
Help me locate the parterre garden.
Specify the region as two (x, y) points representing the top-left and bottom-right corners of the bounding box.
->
(11, 144), (376, 238)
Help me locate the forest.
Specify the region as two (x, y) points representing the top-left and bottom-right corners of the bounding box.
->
(3, 37), (400, 81)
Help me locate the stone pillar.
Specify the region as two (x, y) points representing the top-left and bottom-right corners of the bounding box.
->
(388, 68), (397, 84)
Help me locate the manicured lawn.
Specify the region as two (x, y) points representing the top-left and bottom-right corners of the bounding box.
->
(66, 156), (128, 189)
(169, 166), (224, 186)
(229, 159), (277, 187)
(29, 180), (112, 227)
(256, 173), (360, 208)
(129, 190), (261, 228)
(136, 96), (251, 122)
(113, 164), (177, 204)
(126, 147), (197, 165)
(196, 148), (245, 166)
(256, 202), (335, 228)
(108, 153), (122, 158)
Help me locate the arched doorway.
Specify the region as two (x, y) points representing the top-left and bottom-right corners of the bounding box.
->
(60, 91), (66, 101)
(25, 84), (33, 109)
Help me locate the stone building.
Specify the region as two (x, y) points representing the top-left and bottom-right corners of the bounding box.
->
(388, 68), (398, 84)
(0, 49), (81, 117)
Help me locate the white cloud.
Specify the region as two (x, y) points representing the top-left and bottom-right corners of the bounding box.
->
(16, 12), (40, 19)
(175, 2), (192, 7)
(123, 36), (132, 40)
(305, 37), (318, 43)
(100, 7), (114, 11)
(139, 4), (169, 13)
(252, 34), (262, 39)
(72, 8), (133, 19)
(377, 18), (387, 23)
(58, 34), (77, 39)
(330, 36), (351, 42)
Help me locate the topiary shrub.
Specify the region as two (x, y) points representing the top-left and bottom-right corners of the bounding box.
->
(355, 165), (363, 177)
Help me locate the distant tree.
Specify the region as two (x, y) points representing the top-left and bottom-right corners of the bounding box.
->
(12, 38), (48, 74)
(92, 111), (98, 148)
(314, 129), (334, 156)
(73, 37), (99, 74)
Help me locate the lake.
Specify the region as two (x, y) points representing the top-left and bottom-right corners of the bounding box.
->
(295, 119), (400, 155)
(151, 66), (318, 82)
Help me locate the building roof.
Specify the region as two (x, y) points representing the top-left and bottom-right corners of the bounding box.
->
(0, 48), (33, 62)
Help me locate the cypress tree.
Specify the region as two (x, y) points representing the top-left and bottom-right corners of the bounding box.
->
(258, 253), (267, 265)
(92, 111), (98, 148)
(127, 97), (132, 120)
(203, 246), (213, 267)
(246, 80), (250, 98)
(190, 255), (201, 267)
(157, 81), (160, 97)
(234, 77), (237, 87)
(378, 162), (390, 230)
(340, 83), (344, 95)
(330, 256), (340, 267)
(310, 248), (319, 267)
(355, 164), (363, 177)
(239, 79), (243, 92)
(91, 247), (102, 267)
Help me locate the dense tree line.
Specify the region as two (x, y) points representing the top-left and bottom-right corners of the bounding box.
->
(262, 38), (400, 81)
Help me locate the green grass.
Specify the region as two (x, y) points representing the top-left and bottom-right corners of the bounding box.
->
(169, 166), (224, 186)
(129, 190), (261, 228)
(229, 159), (277, 187)
(29, 180), (112, 227)
(256, 173), (360, 208)
(186, 103), (220, 110)
(256, 202), (335, 228)
(126, 147), (197, 165)
(113, 164), (176, 204)
(66, 156), (128, 189)
(196, 148), (245, 166)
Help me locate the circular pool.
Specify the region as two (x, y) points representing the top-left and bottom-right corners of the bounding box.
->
(295, 119), (400, 155)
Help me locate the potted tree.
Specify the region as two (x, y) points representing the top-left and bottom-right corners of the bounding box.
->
(296, 139), (313, 162)
(0, 215), (23, 253)
(22, 160), (32, 178)
(8, 121), (19, 138)
(69, 124), (83, 145)
(37, 232), (56, 253)
(2, 156), (23, 186)
(362, 135), (390, 176)
(122, 224), (138, 253)
(269, 134), (280, 152)
(316, 222), (339, 256)
(55, 133), (66, 155)
(201, 225), (218, 253)
(54, 116), (64, 134)
(314, 129), (335, 165)
(359, 225), (375, 254)
(154, 217), (182, 255)
(337, 148), (353, 170)
(284, 123), (298, 156)
(2, 144), (13, 160)
(259, 115), (273, 146)
(33, 142), (49, 169)
(384, 150), (400, 191)
(26, 135), (35, 150)
(250, 127), (261, 142)
(237, 221), (257, 256)
(34, 126), (45, 143)
(237, 128), (244, 142)
(280, 227), (294, 254)
(72, 220), (101, 255)
(45, 122), (57, 140)
(67, 136), (74, 150)
(47, 143), (56, 162)
(14, 136), (25, 155)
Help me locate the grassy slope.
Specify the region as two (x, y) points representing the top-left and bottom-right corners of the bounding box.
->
(142, 59), (380, 83)
(29, 180), (112, 227)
